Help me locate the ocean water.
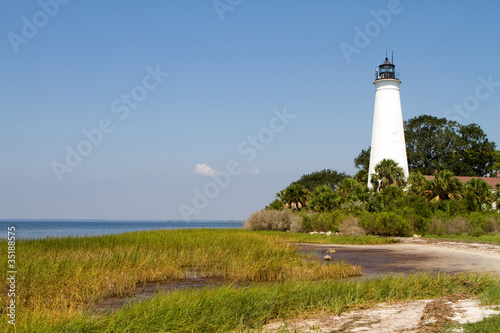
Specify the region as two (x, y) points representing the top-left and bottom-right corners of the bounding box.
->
(0, 220), (243, 240)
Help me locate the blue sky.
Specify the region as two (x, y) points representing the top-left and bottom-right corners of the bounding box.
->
(1, 0), (499, 220)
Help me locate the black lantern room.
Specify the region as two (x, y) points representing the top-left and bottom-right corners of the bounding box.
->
(375, 57), (399, 80)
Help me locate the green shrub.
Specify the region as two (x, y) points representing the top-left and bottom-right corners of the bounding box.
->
(427, 214), (500, 236)
(299, 211), (345, 233)
(428, 216), (470, 235)
(470, 227), (485, 237)
(433, 199), (469, 216)
(406, 214), (430, 235)
(360, 212), (413, 237)
(483, 215), (500, 233)
(468, 212), (491, 234)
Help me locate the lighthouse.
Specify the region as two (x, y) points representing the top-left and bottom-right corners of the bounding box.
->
(367, 56), (409, 189)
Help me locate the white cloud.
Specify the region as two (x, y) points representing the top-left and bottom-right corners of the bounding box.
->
(248, 169), (261, 175)
(194, 163), (217, 176)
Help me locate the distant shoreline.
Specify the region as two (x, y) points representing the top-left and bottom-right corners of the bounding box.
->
(0, 220), (244, 239)
(0, 219), (243, 223)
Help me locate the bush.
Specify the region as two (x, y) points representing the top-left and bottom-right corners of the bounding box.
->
(470, 227), (485, 237)
(360, 212), (413, 237)
(428, 216), (470, 235)
(483, 215), (500, 233)
(290, 217), (304, 233)
(433, 199), (469, 216)
(338, 216), (366, 236)
(427, 214), (500, 236)
(406, 214), (430, 235)
(243, 209), (301, 231)
(299, 211), (345, 233)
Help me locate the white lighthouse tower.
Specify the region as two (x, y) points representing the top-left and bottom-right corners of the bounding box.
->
(367, 55), (409, 189)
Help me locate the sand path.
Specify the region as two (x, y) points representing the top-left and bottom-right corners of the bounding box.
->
(295, 238), (500, 277)
(262, 238), (500, 332)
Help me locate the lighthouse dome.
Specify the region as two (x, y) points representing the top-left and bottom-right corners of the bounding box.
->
(375, 57), (398, 80)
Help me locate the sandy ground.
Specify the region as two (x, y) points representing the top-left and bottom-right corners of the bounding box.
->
(263, 295), (500, 332)
(262, 239), (500, 332)
(295, 238), (500, 277)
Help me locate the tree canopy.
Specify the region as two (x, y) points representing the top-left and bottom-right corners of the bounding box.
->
(370, 159), (406, 192)
(354, 115), (498, 177)
(291, 169), (350, 192)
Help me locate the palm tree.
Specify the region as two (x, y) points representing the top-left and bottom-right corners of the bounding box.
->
(309, 185), (341, 212)
(495, 183), (500, 211)
(337, 178), (369, 211)
(464, 178), (493, 211)
(370, 159), (407, 192)
(278, 184), (310, 210)
(428, 170), (463, 202)
(407, 171), (430, 197)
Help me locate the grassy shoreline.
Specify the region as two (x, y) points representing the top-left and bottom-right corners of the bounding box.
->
(257, 231), (399, 245)
(1, 228), (363, 330)
(1, 228), (499, 332)
(423, 233), (500, 244)
(22, 273), (500, 332)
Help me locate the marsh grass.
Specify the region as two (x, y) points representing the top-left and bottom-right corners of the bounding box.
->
(29, 273), (499, 332)
(0, 229), (361, 329)
(257, 231), (399, 245)
(450, 315), (500, 333)
(2, 229), (497, 332)
(424, 233), (500, 244)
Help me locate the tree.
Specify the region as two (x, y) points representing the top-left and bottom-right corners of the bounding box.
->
(338, 178), (368, 211)
(354, 115), (499, 177)
(292, 169), (349, 192)
(338, 178), (367, 201)
(407, 171), (430, 197)
(354, 169), (368, 184)
(464, 178), (493, 211)
(277, 184), (310, 210)
(308, 185), (341, 212)
(370, 159), (407, 192)
(427, 170), (463, 202)
(494, 184), (500, 211)
(456, 124), (497, 176)
(404, 115), (461, 175)
(265, 198), (284, 211)
(491, 151), (500, 174)
(354, 147), (370, 171)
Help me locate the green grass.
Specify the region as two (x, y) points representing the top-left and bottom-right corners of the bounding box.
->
(444, 281), (500, 333)
(458, 315), (500, 332)
(424, 234), (500, 244)
(444, 315), (500, 333)
(0, 229), (362, 330)
(24, 273), (499, 332)
(478, 284), (500, 306)
(257, 231), (399, 245)
(2, 228), (498, 332)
